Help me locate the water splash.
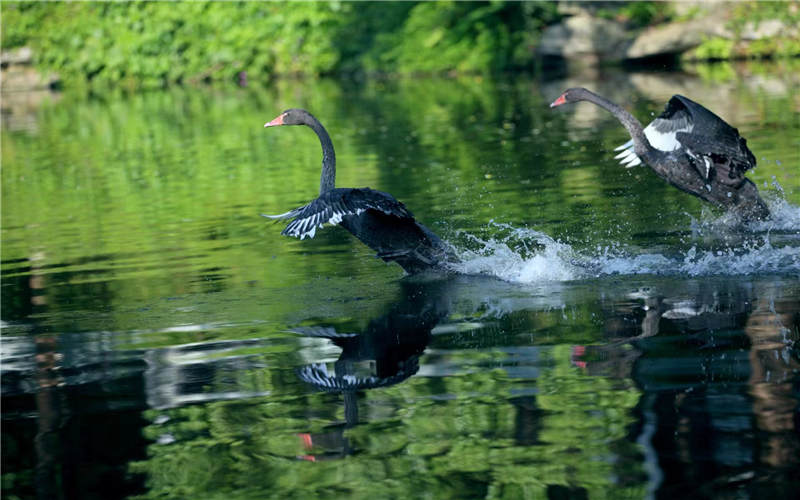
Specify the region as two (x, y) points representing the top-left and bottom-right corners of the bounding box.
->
(450, 224), (582, 282)
(450, 221), (800, 284)
(689, 180), (800, 234)
(750, 187), (800, 232)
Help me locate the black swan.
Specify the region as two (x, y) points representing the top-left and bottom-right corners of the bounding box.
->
(550, 88), (769, 221)
(262, 108), (457, 273)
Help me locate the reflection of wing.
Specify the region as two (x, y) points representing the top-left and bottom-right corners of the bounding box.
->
(262, 188), (414, 240)
(289, 326), (358, 339)
(297, 360), (420, 392)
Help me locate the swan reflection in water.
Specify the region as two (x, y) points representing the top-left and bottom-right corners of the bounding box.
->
(290, 273), (799, 488)
(291, 278), (453, 460)
(5, 269), (797, 496)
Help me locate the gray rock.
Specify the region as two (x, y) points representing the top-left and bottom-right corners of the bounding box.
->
(739, 19), (797, 40)
(626, 17), (730, 60)
(1, 46), (33, 66)
(538, 14), (630, 63)
(0, 47), (59, 92)
(1, 66), (59, 92)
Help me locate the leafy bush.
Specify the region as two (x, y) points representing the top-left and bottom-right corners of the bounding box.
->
(1, 1), (560, 87)
(692, 37), (735, 61)
(728, 1), (800, 35)
(593, 1), (673, 28)
(363, 1), (559, 74)
(2, 2), (353, 88)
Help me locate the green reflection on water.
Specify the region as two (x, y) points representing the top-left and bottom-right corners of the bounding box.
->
(2, 66), (799, 498)
(3, 71), (798, 325)
(129, 344), (643, 499)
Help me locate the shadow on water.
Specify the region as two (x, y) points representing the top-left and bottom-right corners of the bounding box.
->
(2, 63), (800, 499)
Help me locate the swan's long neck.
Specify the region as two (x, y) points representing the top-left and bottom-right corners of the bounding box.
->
(307, 118), (336, 194)
(579, 90), (654, 159)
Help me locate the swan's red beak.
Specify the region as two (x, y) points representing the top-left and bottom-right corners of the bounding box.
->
(550, 94), (567, 108)
(264, 114), (286, 127)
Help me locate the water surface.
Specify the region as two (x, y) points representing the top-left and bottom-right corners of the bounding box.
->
(2, 65), (799, 499)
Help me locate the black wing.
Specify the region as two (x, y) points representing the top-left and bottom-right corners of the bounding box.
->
(614, 96), (694, 166)
(262, 187), (414, 240)
(671, 95), (738, 140)
(676, 131), (756, 180)
(650, 96), (694, 135)
(671, 95), (756, 176)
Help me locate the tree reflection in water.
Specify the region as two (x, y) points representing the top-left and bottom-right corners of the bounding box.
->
(3, 274), (798, 498)
(572, 278), (800, 498)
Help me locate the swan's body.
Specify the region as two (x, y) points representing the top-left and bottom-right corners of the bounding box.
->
(550, 88), (769, 221)
(263, 108), (456, 274)
(609, 94), (755, 181)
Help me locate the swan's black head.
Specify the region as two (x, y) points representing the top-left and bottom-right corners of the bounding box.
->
(264, 108), (315, 127)
(549, 88), (593, 108)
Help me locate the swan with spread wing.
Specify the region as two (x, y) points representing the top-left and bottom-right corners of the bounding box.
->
(262, 109), (457, 274)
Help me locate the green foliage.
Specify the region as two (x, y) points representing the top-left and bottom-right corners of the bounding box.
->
(693, 37), (735, 61)
(363, 1), (560, 74)
(4, 0), (800, 86)
(595, 1), (673, 28)
(748, 36), (800, 58)
(1, 1), (561, 87)
(1, 2), (352, 88)
(125, 345), (645, 499)
(719, 1), (800, 60)
(690, 34), (800, 63)
(728, 1), (800, 34)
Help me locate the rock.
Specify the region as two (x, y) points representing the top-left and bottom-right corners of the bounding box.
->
(626, 17), (731, 60)
(0, 46), (59, 91)
(1, 47), (34, 66)
(539, 3), (800, 64)
(1, 66), (59, 91)
(739, 19), (798, 40)
(1, 89), (61, 132)
(538, 14), (630, 64)
(670, 0), (728, 18)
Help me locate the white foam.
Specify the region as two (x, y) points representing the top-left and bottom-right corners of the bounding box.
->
(750, 188), (800, 232)
(449, 220), (800, 284)
(687, 180), (800, 234)
(450, 224), (582, 283)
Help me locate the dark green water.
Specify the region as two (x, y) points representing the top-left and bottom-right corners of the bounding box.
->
(2, 67), (799, 499)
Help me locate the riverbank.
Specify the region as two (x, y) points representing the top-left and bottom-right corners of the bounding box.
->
(1, 1), (799, 91)
(539, 1), (800, 66)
